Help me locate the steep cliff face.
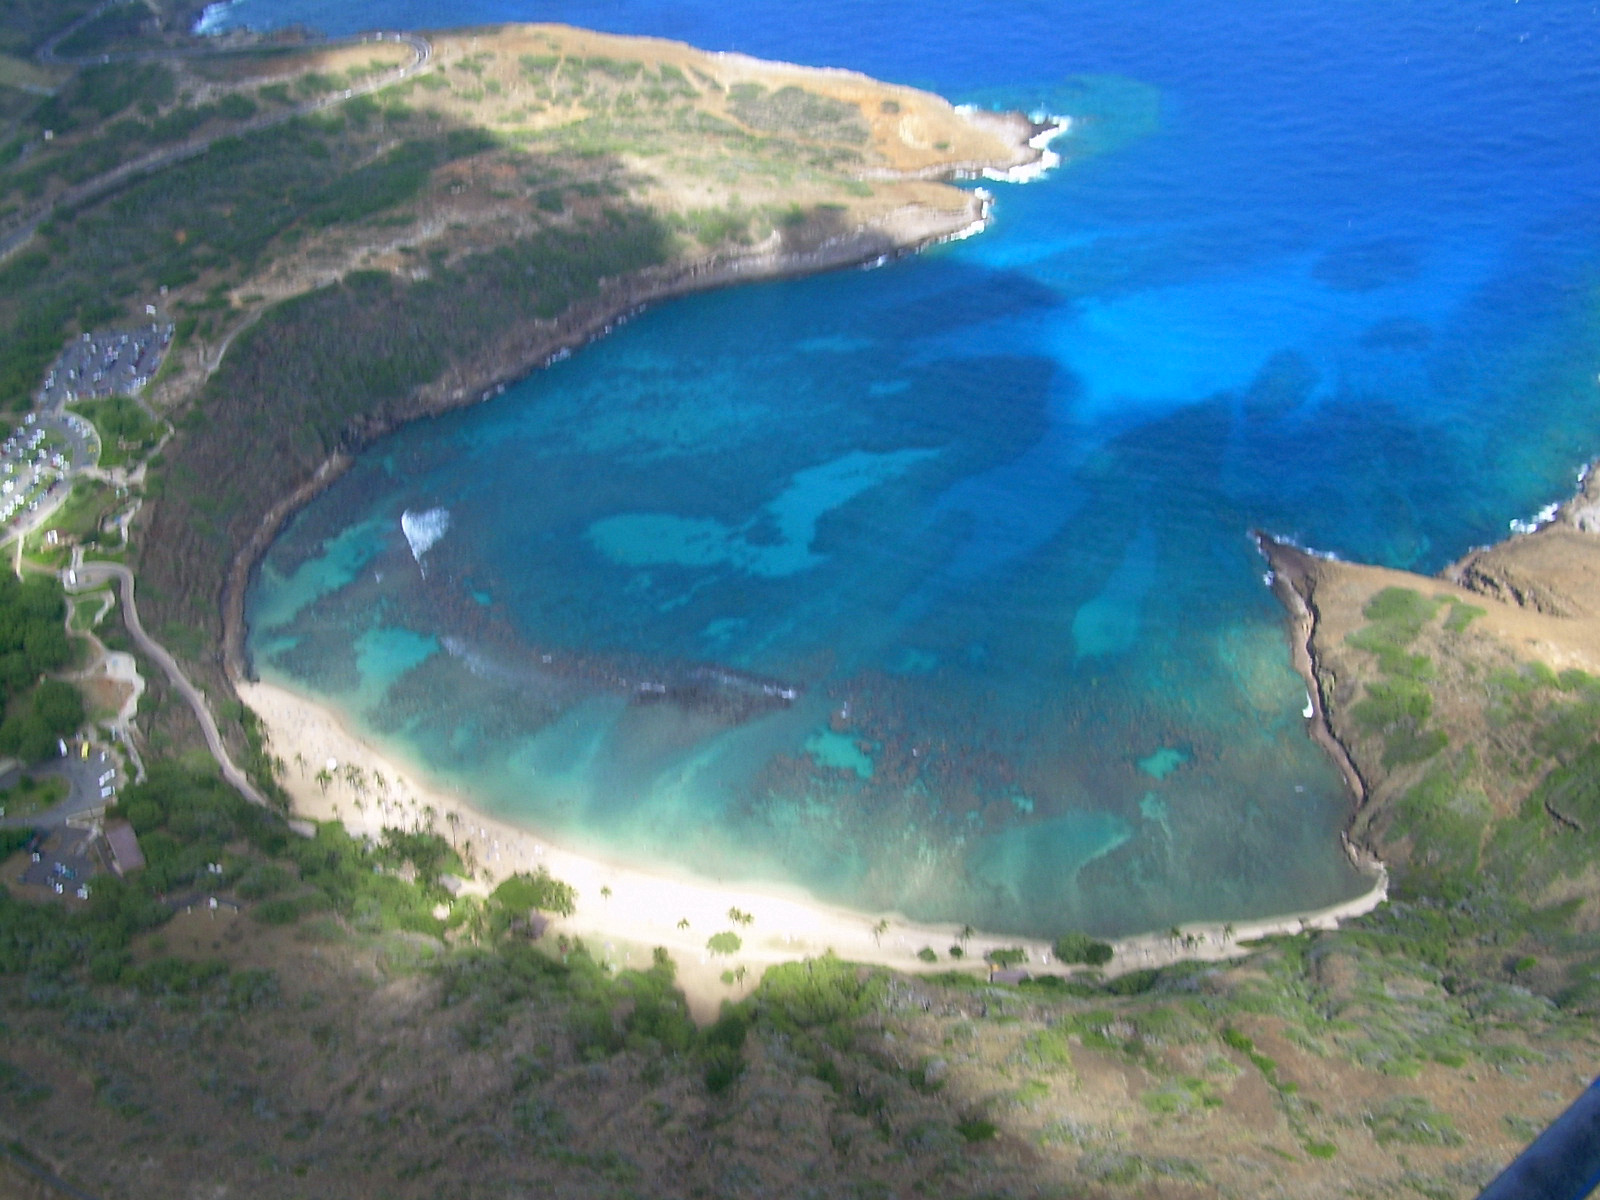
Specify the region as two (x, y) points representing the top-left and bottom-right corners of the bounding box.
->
(1264, 466), (1600, 1003)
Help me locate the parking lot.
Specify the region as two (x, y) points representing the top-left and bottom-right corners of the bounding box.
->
(0, 415), (69, 527)
(37, 322), (173, 406)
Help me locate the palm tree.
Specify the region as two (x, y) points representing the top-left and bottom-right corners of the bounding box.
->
(676, 917), (690, 931)
(601, 885), (613, 901)
(959, 924), (974, 950)
(872, 918), (889, 946)
(314, 767), (332, 794)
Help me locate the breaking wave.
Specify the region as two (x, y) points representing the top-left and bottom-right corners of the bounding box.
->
(401, 507), (451, 570)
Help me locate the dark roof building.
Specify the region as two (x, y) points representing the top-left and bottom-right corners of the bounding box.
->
(103, 820), (145, 876)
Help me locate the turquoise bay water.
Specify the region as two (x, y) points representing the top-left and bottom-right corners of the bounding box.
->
(239, 0), (1600, 937)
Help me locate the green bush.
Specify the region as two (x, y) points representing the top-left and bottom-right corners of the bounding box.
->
(752, 953), (883, 1033)
(0, 678), (84, 762)
(1054, 931), (1114, 965)
(706, 931), (741, 956)
(491, 867), (577, 918)
(75, 397), (164, 468)
(955, 1117), (997, 1142)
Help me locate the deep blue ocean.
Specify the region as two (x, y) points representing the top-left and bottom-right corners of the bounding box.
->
(234, 0), (1600, 937)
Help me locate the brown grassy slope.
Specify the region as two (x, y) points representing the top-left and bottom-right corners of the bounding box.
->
(1273, 464), (1600, 1014)
(1300, 469), (1600, 839)
(0, 902), (1591, 1200)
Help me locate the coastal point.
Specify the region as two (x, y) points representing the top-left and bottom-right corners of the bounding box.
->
(3, 1), (1600, 1196)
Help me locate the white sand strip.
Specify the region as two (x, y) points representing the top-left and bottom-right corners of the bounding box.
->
(239, 678), (1386, 1018)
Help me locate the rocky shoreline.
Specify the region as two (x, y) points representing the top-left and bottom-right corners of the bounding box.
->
(1256, 457), (1600, 878)
(1256, 533), (1373, 810)
(216, 94), (1046, 683)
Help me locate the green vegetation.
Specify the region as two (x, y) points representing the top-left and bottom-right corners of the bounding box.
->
(1346, 587), (1440, 679)
(726, 82), (869, 143)
(34, 476), (121, 550)
(0, 678), (83, 761)
(0, 1055), (52, 1108)
(73, 396), (164, 468)
(2, 15), (1594, 1196)
(491, 867), (577, 919)
(1345, 588), (1452, 766)
(54, 5), (156, 58)
(955, 1116), (998, 1141)
(706, 931), (741, 955)
(1364, 1095), (1464, 1147)
(0, 574), (77, 761)
(1054, 930), (1114, 966)
(1353, 678), (1448, 766)
(28, 62), (177, 137)
(0, 1), (96, 56)
(0, 757), (545, 995)
(0, 772), (66, 818)
(1442, 598), (1485, 633)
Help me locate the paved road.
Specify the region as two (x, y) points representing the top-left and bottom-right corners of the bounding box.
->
(1, 30), (433, 262)
(0, 17), (430, 806)
(0, 747), (118, 830)
(71, 561), (269, 809)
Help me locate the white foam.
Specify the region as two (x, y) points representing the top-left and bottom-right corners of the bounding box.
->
(191, 0), (242, 35)
(937, 188), (994, 245)
(401, 507), (450, 573)
(1508, 501), (1559, 536)
(982, 116), (1071, 184)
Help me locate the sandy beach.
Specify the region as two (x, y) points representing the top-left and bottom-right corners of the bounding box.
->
(239, 677), (1388, 1019)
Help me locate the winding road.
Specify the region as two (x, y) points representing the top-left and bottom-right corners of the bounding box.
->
(0, 18), (434, 810)
(70, 561), (269, 808)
